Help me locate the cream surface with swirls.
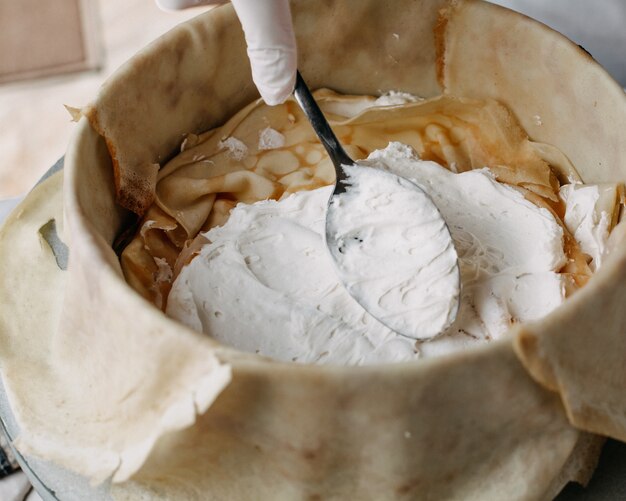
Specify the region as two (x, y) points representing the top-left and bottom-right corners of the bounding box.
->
(326, 165), (460, 340)
(167, 143), (571, 365)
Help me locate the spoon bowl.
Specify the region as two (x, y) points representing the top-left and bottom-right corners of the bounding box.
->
(293, 72), (461, 339)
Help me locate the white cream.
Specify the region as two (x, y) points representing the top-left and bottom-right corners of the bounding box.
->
(326, 165), (460, 340)
(167, 143), (568, 365)
(365, 143), (567, 339)
(218, 136), (248, 161)
(167, 186), (420, 365)
(374, 91), (423, 107)
(560, 183), (614, 270)
(322, 91), (423, 119)
(258, 127), (286, 150)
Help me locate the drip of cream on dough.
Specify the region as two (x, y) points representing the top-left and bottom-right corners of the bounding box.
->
(218, 137), (248, 161)
(258, 127), (286, 150)
(374, 91), (423, 107)
(560, 183), (612, 270)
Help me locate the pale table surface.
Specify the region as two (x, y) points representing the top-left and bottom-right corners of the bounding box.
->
(0, 0), (201, 199)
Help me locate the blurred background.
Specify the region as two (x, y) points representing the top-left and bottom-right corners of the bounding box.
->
(492, 0), (626, 83)
(0, 0), (624, 200)
(0, 0), (202, 199)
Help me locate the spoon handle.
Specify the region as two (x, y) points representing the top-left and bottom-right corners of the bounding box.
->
(293, 71), (352, 186)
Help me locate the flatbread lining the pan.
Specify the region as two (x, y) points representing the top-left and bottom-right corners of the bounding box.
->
(4, 0), (626, 496)
(0, 152), (233, 485)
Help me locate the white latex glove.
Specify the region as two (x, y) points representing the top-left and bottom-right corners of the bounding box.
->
(156, 0), (297, 105)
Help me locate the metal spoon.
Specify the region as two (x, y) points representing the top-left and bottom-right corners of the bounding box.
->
(293, 71), (460, 340)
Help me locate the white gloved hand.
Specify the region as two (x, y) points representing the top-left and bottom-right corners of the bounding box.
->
(156, 0), (297, 105)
